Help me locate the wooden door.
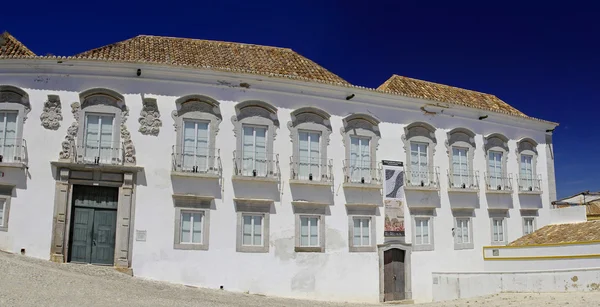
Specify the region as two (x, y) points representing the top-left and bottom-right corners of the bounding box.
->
(91, 210), (117, 265)
(384, 248), (406, 301)
(70, 207), (95, 263)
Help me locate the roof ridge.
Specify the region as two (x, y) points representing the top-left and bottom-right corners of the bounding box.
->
(136, 34), (293, 51)
(388, 74), (498, 98)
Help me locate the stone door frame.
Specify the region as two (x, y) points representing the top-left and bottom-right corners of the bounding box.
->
(50, 166), (137, 268)
(378, 241), (413, 302)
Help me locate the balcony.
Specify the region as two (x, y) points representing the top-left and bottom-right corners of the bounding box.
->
(232, 151), (280, 183)
(342, 160), (382, 189)
(404, 167), (440, 191)
(485, 173), (513, 194)
(0, 138), (27, 168)
(289, 157), (333, 186)
(171, 146), (222, 179)
(74, 141), (124, 165)
(518, 174), (543, 195)
(447, 170), (480, 193)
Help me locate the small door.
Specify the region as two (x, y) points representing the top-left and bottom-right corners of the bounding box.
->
(91, 210), (117, 265)
(384, 248), (406, 301)
(70, 207), (95, 263)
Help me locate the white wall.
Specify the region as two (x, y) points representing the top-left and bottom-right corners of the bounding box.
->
(549, 206), (587, 224)
(433, 267), (600, 301)
(483, 243), (600, 271)
(0, 61), (556, 303)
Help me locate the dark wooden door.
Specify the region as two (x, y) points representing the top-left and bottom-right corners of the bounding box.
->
(91, 210), (117, 265)
(70, 207), (95, 263)
(384, 248), (406, 301)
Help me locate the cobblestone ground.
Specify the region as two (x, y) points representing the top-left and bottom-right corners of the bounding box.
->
(0, 252), (599, 306)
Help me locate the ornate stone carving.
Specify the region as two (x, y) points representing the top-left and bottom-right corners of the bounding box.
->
(138, 99), (162, 136)
(82, 95), (125, 111)
(121, 107), (136, 165)
(517, 139), (537, 154)
(0, 91), (22, 103)
(59, 102), (81, 160)
(40, 95), (63, 130)
(484, 135), (509, 153)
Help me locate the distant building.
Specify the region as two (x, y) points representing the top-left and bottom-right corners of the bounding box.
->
(553, 191), (600, 220)
(0, 31), (558, 303)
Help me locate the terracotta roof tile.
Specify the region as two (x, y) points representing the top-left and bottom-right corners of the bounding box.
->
(0, 32), (35, 57)
(377, 74), (528, 118)
(73, 35), (349, 86)
(509, 220), (600, 246)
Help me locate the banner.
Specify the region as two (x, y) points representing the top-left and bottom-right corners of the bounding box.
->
(382, 160), (405, 238)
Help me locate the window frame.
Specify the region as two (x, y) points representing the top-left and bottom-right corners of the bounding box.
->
(288, 107), (332, 181)
(341, 114), (381, 183)
(295, 214), (325, 253)
(517, 138), (539, 192)
(297, 129), (323, 180)
(446, 128), (476, 187)
(0, 110), (20, 163)
(484, 134), (510, 188)
(82, 112), (117, 163)
(173, 204), (210, 251)
(0, 85), (29, 160)
(523, 217), (536, 236)
(453, 212), (474, 250)
(0, 185), (13, 231)
(181, 119), (211, 172)
(402, 122), (436, 176)
(348, 215), (377, 252)
(236, 203), (270, 253)
(411, 213), (434, 252)
(489, 214), (508, 245)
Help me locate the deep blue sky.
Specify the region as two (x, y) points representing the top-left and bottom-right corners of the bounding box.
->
(2, 1), (598, 198)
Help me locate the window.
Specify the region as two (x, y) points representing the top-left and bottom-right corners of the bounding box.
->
(453, 213), (474, 250)
(295, 214), (324, 252)
(488, 151), (503, 188)
(0, 199), (5, 227)
(348, 215), (376, 252)
(242, 125), (268, 176)
(298, 130), (321, 180)
(452, 147), (469, 188)
(242, 214), (264, 246)
(84, 114), (115, 164)
(349, 136), (371, 183)
(174, 205), (210, 250)
(523, 217), (535, 235)
(520, 154), (534, 189)
(491, 218), (506, 244)
(0, 111), (17, 162)
(414, 217), (430, 245)
(410, 142), (429, 184)
(353, 217), (371, 246)
(180, 211), (204, 244)
(182, 120), (209, 172)
(412, 211), (435, 251)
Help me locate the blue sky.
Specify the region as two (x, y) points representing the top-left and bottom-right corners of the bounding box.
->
(2, 1), (598, 198)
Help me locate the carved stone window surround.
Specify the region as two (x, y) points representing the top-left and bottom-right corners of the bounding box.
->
(172, 95), (222, 174)
(0, 85), (30, 157)
(484, 133), (510, 179)
(402, 122), (437, 173)
(446, 128), (477, 189)
(516, 138), (539, 192)
(341, 113), (381, 186)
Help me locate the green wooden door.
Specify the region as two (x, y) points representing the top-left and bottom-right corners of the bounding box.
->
(91, 210), (117, 265)
(70, 207), (95, 263)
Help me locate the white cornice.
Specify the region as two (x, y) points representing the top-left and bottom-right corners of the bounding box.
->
(0, 58), (558, 132)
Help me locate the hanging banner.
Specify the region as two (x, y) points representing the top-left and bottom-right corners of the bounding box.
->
(382, 160), (405, 237)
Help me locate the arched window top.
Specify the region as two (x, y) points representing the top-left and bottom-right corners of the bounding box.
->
(404, 121), (436, 143)
(79, 88), (125, 111)
(174, 94), (221, 119)
(233, 100), (278, 125)
(341, 113), (380, 135)
(0, 85), (29, 104)
(517, 137), (538, 154)
(290, 107), (331, 129)
(447, 127), (476, 148)
(485, 133), (509, 153)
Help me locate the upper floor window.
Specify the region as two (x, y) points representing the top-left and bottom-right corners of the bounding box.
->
(484, 134), (511, 191)
(402, 122), (438, 188)
(231, 100), (279, 179)
(0, 85), (30, 164)
(84, 114), (115, 164)
(172, 95), (222, 175)
(341, 113), (380, 185)
(288, 107), (332, 183)
(447, 128), (477, 190)
(517, 138), (540, 192)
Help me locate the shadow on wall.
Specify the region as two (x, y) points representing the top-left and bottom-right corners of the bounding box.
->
(448, 193), (480, 209)
(171, 176), (221, 199)
(291, 185), (334, 205)
(405, 191), (441, 208)
(486, 193), (514, 209)
(232, 181), (280, 202)
(0, 167), (27, 190)
(519, 194), (543, 209)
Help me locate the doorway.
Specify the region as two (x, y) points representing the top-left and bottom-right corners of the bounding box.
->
(68, 185), (118, 265)
(384, 248), (406, 301)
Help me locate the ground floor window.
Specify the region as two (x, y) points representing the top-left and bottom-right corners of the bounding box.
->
(174, 205), (210, 251)
(491, 217), (507, 244)
(295, 214), (325, 252)
(412, 212), (434, 251)
(523, 217), (536, 235)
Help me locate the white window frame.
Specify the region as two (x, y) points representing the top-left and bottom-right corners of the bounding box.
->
(173, 206), (210, 251)
(523, 217), (536, 236)
(520, 154), (534, 190)
(451, 146), (469, 188)
(179, 210), (204, 244)
(295, 214), (325, 252)
(83, 112), (116, 164)
(181, 119), (210, 172)
(454, 216), (474, 250)
(241, 124), (269, 176)
(349, 216), (376, 252)
(490, 217), (507, 245)
(412, 215), (434, 251)
(0, 193), (11, 231)
(0, 111), (18, 163)
(349, 135), (372, 183)
(297, 129), (322, 180)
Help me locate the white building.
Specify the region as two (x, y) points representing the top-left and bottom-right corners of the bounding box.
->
(0, 32), (558, 303)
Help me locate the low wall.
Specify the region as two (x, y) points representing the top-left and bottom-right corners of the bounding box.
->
(549, 206), (587, 224)
(432, 267), (600, 302)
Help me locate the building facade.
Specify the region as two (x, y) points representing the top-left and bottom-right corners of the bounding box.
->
(0, 32), (558, 303)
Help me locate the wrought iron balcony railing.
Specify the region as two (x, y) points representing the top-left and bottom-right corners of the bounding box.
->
(342, 159), (382, 185)
(0, 138), (27, 165)
(74, 141), (124, 165)
(485, 173), (513, 192)
(448, 170), (480, 191)
(172, 145), (221, 176)
(233, 150), (280, 179)
(404, 167), (440, 189)
(290, 157), (333, 183)
(518, 174), (542, 193)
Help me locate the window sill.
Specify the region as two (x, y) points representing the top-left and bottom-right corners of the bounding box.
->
(171, 171), (220, 180)
(349, 245), (376, 252)
(412, 244), (434, 252)
(490, 241), (507, 246)
(289, 179), (333, 187)
(232, 175), (279, 183)
(454, 243), (474, 250)
(448, 187), (479, 193)
(0, 162), (27, 169)
(237, 245), (269, 253)
(342, 182), (381, 190)
(173, 243), (208, 251)
(295, 246), (324, 253)
(518, 190), (543, 195)
(404, 185), (440, 192)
